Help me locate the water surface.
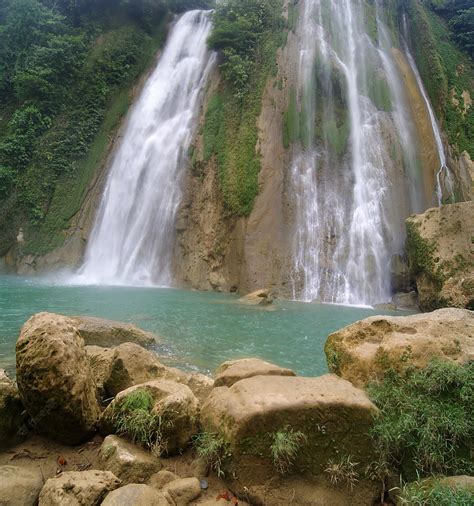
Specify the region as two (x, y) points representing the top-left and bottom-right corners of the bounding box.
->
(0, 275), (408, 377)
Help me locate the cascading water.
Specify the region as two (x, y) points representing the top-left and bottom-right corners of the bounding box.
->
(77, 10), (215, 286)
(291, 0), (426, 305)
(401, 14), (455, 205)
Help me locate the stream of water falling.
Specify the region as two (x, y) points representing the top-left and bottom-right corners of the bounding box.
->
(291, 0), (425, 305)
(76, 10), (215, 286)
(401, 14), (455, 205)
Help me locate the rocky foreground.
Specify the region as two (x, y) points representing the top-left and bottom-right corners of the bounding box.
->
(0, 310), (473, 505)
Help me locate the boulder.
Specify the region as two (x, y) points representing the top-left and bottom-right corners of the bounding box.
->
(16, 312), (100, 444)
(165, 367), (214, 404)
(100, 380), (199, 455)
(0, 369), (26, 449)
(38, 470), (121, 506)
(0, 465), (43, 506)
(99, 435), (161, 484)
(214, 358), (295, 387)
(406, 201), (474, 310)
(162, 477), (201, 505)
(101, 484), (168, 506)
(325, 308), (474, 387)
(147, 470), (179, 490)
(238, 289), (273, 306)
(85, 346), (115, 399)
(391, 291), (419, 310)
(71, 315), (159, 348)
(100, 343), (169, 398)
(85, 343), (213, 402)
(200, 375), (379, 503)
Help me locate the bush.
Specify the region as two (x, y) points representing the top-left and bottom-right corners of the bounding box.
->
(399, 479), (474, 506)
(368, 360), (474, 479)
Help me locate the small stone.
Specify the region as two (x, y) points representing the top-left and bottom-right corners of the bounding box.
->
(200, 479), (209, 490)
(162, 477), (201, 506)
(147, 469), (179, 490)
(38, 470), (120, 505)
(99, 435), (161, 484)
(101, 484), (168, 506)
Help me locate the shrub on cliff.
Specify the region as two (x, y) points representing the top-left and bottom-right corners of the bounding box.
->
(368, 359), (474, 479)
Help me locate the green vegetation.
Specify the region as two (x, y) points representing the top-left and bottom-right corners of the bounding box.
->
(368, 360), (474, 480)
(423, 0), (473, 58)
(111, 388), (170, 455)
(406, 0), (473, 157)
(193, 431), (231, 477)
(399, 479), (474, 506)
(202, 0), (284, 216)
(0, 0), (209, 256)
(406, 220), (442, 289)
(325, 454), (360, 490)
(270, 426), (306, 474)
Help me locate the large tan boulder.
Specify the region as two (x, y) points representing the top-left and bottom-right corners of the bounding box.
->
(16, 312), (101, 444)
(100, 380), (199, 455)
(71, 315), (159, 348)
(200, 375), (379, 504)
(0, 369), (26, 449)
(0, 466), (43, 506)
(38, 470), (121, 506)
(214, 358), (295, 387)
(85, 343), (213, 402)
(325, 308), (474, 387)
(238, 289), (273, 305)
(99, 435), (161, 484)
(406, 202), (474, 310)
(101, 484), (168, 505)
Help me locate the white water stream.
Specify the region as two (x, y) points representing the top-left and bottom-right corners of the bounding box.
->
(77, 11), (215, 286)
(401, 14), (455, 205)
(291, 0), (427, 305)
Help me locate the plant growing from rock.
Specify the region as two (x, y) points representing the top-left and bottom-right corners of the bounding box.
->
(193, 432), (231, 478)
(325, 454), (359, 490)
(368, 359), (474, 478)
(270, 426), (306, 474)
(111, 388), (171, 456)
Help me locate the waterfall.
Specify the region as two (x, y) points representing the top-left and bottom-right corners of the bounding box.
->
(290, 0), (425, 305)
(77, 11), (215, 286)
(401, 14), (455, 205)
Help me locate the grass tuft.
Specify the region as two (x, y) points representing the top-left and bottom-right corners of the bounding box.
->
(111, 388), (171, 456)
(270, 426), (306, 474)
(193, 432), (231, 478)
(325, 454), (360, 490)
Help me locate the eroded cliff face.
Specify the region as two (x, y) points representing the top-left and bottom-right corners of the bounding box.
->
(174, 29), (297, 296)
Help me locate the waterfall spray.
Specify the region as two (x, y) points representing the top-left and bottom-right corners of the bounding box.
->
(290, 0), (425, 306)
(76, 11), (215, 286)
